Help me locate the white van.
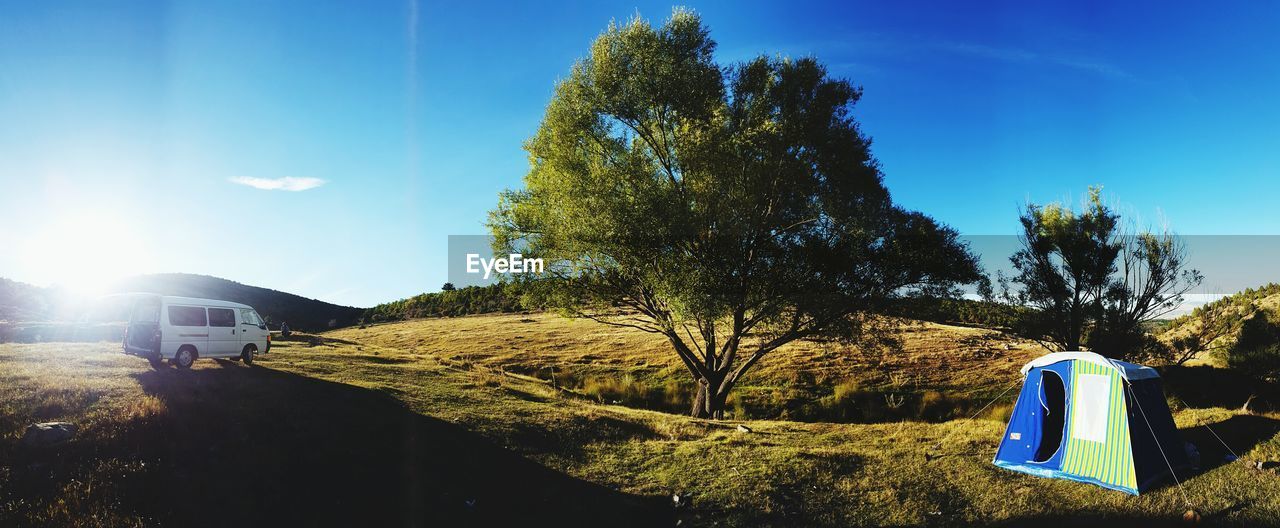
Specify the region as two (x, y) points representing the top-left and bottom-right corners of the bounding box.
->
(122, 295), (271, 368)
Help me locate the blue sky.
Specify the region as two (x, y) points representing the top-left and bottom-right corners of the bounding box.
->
(1, 1), (1278, 307)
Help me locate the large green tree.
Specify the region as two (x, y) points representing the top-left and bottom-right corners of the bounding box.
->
(490, 10), (980, 418)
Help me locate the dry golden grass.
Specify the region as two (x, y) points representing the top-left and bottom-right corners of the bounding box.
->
(1, 315), (1278, 526)
(330, 313), (1045, 411)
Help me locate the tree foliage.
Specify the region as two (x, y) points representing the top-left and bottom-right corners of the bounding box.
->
(886, 297), (1027, 330)
(363, 282), (533, 321)
(1007, 187), (1202, 359)
(489, 10), (979, 417)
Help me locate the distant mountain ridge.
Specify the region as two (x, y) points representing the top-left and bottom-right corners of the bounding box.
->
(0, 273), (364, 331)
(0, 277), (51, 322)
(109, 274), (366, 331)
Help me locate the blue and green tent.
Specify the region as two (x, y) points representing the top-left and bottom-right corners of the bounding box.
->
(993, 351), (1189, 494)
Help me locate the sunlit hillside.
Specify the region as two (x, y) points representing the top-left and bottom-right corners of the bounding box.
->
(329, 312), (1047, 421)
(1162, 284), (1280, 366)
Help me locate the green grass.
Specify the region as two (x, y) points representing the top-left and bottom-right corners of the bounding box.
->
(2, 315), (1279, 526)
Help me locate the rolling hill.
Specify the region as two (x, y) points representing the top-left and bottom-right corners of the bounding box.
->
(0, 278), (51, 322)
(106, 274), (365, 331)
(0, 273), (364, 331)
(1162, 283), (1280, 364)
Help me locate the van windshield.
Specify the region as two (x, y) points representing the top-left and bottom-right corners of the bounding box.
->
(240, 309), (264, 326)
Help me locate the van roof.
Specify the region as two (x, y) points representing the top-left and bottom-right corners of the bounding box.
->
(130, 293), (254, 310)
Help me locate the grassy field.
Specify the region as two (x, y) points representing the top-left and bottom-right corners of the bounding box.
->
(330, 313), (1049, 421)
(2, 313), (1279, 526)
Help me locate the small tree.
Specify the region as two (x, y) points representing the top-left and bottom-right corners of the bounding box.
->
(1091, 232), (1203, 358)
(490, 10), (980, 418)
(441, 282), (457, 292)
(1009, 187), (1122, 351)
(1008, 187), (1201, 358)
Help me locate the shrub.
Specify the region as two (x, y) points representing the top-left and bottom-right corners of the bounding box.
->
(577, 374), (690, 414)
(1227, 311), (1280, 381)
(918, 390), (958, 422)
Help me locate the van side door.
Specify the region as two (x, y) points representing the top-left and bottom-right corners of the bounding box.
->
(207, 307), (238, 357)
(125, 296), (161, 355)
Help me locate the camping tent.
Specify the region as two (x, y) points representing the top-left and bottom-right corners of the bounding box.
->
(993, 351), (1189, 494)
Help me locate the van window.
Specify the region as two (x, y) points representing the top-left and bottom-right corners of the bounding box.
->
(208, 307), (236, 327)
(168, 306), (208, 327)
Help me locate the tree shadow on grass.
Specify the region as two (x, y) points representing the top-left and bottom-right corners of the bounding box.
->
(1161, 366), (1278, 412)
(1180, 414), (1280, 472)
(986, 512), (1193, 528)
(985, 501), (1266, 528)
(1110, 414), (1279, 502)
(114, 364), (669, 527)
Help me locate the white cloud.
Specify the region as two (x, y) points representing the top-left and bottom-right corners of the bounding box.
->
(936, 40), (1135, 81)
(229, 176), (326, 191)
(794, 34), (1137, 82)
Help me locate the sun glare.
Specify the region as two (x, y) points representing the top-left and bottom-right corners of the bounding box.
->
(19, 210), (151, 296)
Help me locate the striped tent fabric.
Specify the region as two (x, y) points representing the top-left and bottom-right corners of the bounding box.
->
(1058, 360), (1137, 493)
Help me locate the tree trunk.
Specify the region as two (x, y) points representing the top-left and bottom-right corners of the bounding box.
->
(689, 377), (727, 419)
(690, 383), (707, 418)
(709, 392), (726, 420)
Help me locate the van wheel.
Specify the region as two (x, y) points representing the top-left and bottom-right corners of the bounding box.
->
(173, 346), (196, 369)
(241, 344), (257, 365)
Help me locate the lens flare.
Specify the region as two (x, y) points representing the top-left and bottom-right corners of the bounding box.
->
(18, 210), (149, 295)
